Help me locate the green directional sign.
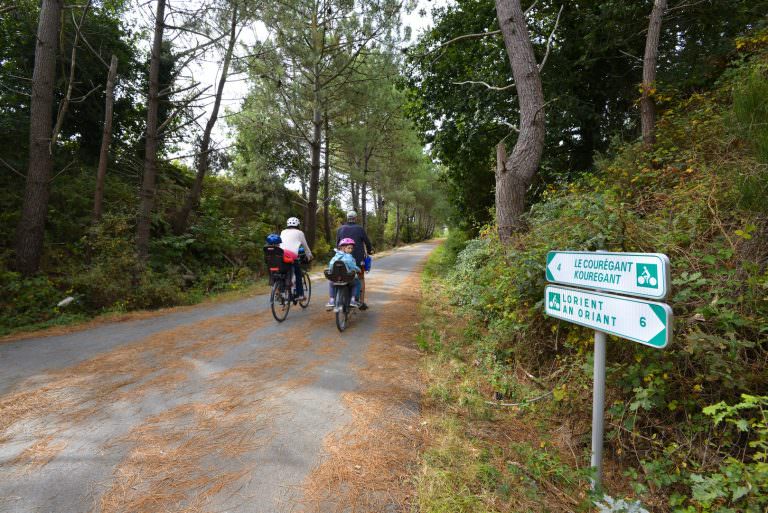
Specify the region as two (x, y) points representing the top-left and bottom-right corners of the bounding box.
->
(546, 251), (670, 299)
(544, 285), (673, 348)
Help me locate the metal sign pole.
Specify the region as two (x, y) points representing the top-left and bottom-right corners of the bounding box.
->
(591, 329), (607, 491)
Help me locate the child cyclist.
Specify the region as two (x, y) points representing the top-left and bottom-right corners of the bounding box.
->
(327, 238), (361, 308)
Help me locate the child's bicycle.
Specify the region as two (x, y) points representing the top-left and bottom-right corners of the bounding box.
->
(324, 260), (357, 332)
(263, 245), (311, 322)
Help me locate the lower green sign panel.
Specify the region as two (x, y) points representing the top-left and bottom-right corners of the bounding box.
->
(544, 285), (673, 348)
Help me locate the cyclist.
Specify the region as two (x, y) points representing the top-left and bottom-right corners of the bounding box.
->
(326, 211), (373, 309)
(280, 217), (313, 301)
(328, 238), (362, 308)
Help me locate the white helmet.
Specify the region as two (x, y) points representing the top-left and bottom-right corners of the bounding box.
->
(286, 217), (300, 227)
(346, 210), (357, 221)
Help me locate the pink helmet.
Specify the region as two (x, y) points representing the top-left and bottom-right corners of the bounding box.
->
(338, 237), (355, 247)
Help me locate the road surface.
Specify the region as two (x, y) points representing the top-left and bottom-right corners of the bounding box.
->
(0, 241), (437, 513)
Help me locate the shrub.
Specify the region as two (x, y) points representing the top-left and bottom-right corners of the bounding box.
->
(0, 270), (63, 333)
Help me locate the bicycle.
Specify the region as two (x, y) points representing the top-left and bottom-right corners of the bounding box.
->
(324, 260), (357, 332)
(264, 246), (311, 322)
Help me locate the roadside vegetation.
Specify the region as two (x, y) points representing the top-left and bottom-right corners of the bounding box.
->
(415, 34), (768, 512)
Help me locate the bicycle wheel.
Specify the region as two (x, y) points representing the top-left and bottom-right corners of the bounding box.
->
(299, 271), (311, 309)
(270, 280), (290, 322)
(335, 286), (348, 332)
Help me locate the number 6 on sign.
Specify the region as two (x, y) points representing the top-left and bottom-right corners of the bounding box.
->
(544, 285), (672, 348)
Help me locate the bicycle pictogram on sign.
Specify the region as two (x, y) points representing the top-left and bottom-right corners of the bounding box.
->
(636, 263), (659, 289)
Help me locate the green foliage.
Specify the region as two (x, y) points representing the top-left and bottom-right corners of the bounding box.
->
(405, 0), (768, 232)
(733, 69), (768, 164)
(0, 270), (65, 333)
(430, 45), (768, 509)
(661, 395), (768, 513)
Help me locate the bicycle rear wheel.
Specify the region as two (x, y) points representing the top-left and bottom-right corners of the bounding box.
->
(299, 271), (311, 309)
(270, 280), (290, 322)
(335, 286), (348, 332)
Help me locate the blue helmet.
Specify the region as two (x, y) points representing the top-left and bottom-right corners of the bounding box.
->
(266, 233), (282, 245)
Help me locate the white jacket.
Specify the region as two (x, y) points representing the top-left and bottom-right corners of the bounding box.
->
(279, 228), (313, 259)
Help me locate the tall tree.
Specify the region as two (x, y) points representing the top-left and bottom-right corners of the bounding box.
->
(93, 55), (119, 223)
(323, 113), (332, 243)
(14, 0), (64, 275)
(255, 0), (400, 248)
(494, 0), (546, 241)
(136, 0), (166, 262)
(641, 0), (667, 146)
(172, 3), (239, 235)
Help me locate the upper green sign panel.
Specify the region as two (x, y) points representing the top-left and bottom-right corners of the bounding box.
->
(546, 251), (670, 299)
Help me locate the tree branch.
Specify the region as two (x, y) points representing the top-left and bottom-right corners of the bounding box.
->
(524, 0), (540, 16)
(422, 29), (501, 57)
(159, 81), (201, 97)
(0, 157), (25, 178)
(452, 80), (515, 91)
(157, 86), (210, 133)
(69, 83), (101, 103)
(51, 1), (92, 154)
(619, 49), (643, 62)
(68, 3), (109, 69)
(48, 160), (77, 183)
(538, 4), (564, 71)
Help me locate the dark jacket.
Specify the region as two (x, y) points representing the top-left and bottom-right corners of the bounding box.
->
(336, 223), (373, 264)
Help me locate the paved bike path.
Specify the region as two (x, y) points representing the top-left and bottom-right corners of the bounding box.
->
(0, 241), (437, 513)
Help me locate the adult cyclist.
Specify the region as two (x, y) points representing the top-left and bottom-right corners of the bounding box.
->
(326, 211), (373, 310)
(280, 217), (313, 301)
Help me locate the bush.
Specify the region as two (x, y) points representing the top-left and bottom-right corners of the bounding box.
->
(0, 270), (63, 333)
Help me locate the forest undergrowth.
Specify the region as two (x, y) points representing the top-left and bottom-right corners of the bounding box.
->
(415, 35), (768, 513)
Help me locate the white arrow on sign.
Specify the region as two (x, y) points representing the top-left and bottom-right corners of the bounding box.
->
(546, 251), (670, 299)
(544, 285), (672, 348)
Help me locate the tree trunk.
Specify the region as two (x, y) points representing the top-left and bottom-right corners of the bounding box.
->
(405, 207), (415, 242)
(495, 0), (546, 243)
(50, 2), (90, 154)
(417, 209), (423, 239)
(93, 55), (118, 223)
(306, 72), (322, 249)
(641, 0), (666, 146)
(136, 0), (166, 262)
(361, 180), (367, 228)
(394, 202), (401, 246)
(323, 113), (331, 243)
(351, 180), (360, 213)
(14, 0), (64, 275)
(495, 142), (527, 237)
(172, 5), (238, 235)
(361, 150), (370, 228)
(377, 192), (386, 222)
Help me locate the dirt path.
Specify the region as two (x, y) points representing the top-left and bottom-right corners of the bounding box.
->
(0, 241), (437, 513)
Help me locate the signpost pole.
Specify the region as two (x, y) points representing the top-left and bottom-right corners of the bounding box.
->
(590, 329), (607, 491)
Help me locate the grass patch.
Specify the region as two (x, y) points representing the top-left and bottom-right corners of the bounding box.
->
(415, 247), (593, 512)
(0, 277), (271, 341)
